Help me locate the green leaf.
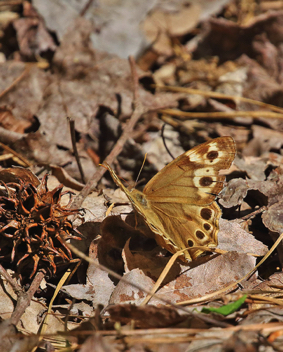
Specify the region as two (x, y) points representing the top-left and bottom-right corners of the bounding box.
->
(201, 295), (247, 316)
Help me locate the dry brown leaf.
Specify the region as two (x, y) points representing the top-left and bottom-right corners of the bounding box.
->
(109, 268), (155, 306)
(78, 333), (118, 352)
(62, 257), (115, 309)
(49, 164), (84, 191)
(0, 107), (31, 133)
(13, 2), (56, 59)
(0, 166), (39, 186)
(242, 307), (283, 326)
(217, 219), (268, 256)
(243, 125), (283, 157)
(122, 238), (181, 284)
(142, 5), (201, 55)
(148, 252), (257, 306)
(262, 202), (283, 234)
(219, 178), (249, 208)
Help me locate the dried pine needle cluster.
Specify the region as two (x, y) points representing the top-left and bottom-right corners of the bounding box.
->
(0, 175), (81, 278)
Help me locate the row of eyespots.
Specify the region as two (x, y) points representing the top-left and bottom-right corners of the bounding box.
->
(187, 206), (214, 247)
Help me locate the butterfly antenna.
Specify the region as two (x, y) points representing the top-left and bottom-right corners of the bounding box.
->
(135, 153), (147, 187)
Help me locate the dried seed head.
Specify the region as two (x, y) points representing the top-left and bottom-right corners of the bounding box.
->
(0, 173), (81, 279)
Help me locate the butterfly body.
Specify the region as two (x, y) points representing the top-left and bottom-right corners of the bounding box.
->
(105, 136), (236, 261)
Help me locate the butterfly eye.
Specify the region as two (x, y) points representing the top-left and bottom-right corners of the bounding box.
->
(136, 193), (147, 206)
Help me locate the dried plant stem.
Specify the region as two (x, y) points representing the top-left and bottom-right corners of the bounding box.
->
(141, 251), (181, 305)
(159, 108), (283, 120)
(157, 85), (283, 114)
(260, 1), (283, 11)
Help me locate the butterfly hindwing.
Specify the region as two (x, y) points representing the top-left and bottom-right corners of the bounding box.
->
(144, 201), (220, 260)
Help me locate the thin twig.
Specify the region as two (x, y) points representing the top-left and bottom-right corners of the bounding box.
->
(10, 271), (45, 325)
(68, 118), (86, 184)
(160, 114), (196, 135)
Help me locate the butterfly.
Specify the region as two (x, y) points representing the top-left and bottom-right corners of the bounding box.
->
(104, 136), (236, 261)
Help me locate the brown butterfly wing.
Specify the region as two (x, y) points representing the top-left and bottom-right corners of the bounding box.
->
(143, 137), (236, 205)
(104, 136), (236, 261)
(140, 136), (236, 260)
(145, 201), (221, 260)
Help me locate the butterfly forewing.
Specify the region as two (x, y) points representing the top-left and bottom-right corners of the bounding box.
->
(143, 137), (236, 205)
